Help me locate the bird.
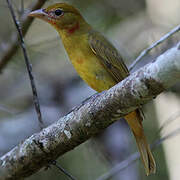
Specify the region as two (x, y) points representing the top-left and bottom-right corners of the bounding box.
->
(29, 3), (156, 175)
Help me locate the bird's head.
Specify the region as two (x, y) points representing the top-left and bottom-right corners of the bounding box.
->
(29, 3), (86, 34)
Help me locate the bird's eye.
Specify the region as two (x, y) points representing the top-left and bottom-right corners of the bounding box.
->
(54, 9), (63, 16)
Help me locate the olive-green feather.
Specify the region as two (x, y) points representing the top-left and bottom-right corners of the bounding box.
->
(88, 30), (129, 83)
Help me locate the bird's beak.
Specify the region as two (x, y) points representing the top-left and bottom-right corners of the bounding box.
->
(28, 9), (47, 19)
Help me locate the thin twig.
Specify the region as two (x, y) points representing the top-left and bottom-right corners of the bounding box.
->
(96, 127), (180, 180)
(0, 0), (47, 72)
(33, 139), (78, 180)
(5, 1), (76, 179)
(157, 111), (180, 135)
(0, 104), (16, 115)
(6, 2), (78, 180)
(129, 24), (180, 71)
(52, 161), (77, 180)
(6, 0), (44, 129)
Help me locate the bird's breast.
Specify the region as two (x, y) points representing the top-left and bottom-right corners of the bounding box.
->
(64, 37), (116, 92)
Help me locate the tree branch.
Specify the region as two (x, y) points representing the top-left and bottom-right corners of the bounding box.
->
(0, 0), (47, 72)
(0, 42), (180, 179)
(129, 24), (180, 71)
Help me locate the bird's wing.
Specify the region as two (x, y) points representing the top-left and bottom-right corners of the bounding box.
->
(88, 30), (129, 82)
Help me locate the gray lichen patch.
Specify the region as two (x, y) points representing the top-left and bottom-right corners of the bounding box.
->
(85, 121), (91, 127)
(64, 130), (72, 139)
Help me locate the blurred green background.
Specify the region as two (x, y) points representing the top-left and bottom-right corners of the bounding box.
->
(0, 0), (180, 180)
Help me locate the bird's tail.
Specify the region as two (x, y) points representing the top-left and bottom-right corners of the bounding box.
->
(125, 110), (156, 175)
(133, 129), (156, 175)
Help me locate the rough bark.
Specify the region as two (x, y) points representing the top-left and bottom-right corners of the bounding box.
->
(0, 42), (180, 179)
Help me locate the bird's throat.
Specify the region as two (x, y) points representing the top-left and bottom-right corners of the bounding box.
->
(63, 22), (80, 35)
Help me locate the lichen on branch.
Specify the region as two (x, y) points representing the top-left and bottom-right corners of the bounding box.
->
(0, 42), (180, 180)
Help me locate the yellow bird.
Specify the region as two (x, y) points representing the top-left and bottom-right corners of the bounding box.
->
(29, 3), (156, 175)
